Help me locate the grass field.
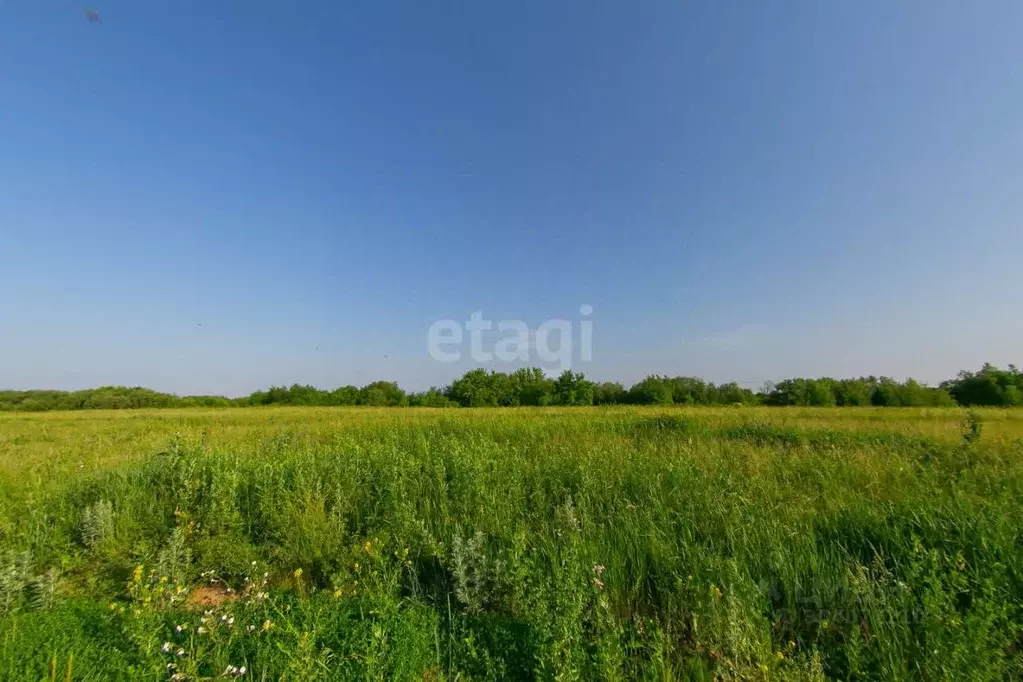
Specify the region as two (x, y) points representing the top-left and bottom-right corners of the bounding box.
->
(1, 406), (1021, 680)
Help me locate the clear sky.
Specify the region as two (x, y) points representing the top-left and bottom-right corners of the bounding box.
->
(2, 1), (1021, 396)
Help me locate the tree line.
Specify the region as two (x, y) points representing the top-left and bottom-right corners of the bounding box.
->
(2, 363), (1021, 412)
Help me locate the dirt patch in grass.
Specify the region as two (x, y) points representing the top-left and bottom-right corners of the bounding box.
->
(185, 584), (237, 610)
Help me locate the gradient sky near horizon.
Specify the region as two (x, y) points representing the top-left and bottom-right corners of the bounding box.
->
(2, 1), (1022, 396)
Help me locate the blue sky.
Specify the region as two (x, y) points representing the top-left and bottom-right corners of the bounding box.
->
(2, 1), (1021, 395)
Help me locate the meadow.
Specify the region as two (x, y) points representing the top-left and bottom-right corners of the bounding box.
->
(0, 406), (1021, 680)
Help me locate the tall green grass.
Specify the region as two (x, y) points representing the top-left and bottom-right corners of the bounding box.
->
(1, 408), (1021, 679)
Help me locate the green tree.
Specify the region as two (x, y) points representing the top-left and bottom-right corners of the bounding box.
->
(447, 369), (500, 407)
(409, 389), (458, 407)
(833, 379), (873, 406)
(592, 381), (627, 405)
(511, 368), (555, 406)
(358, 381), (407, 406)
(716, 382), (758, 405)
(553, 370), (594, 406)
(667, 377), (710, 405)
(628, 376), (674, 405)
(329, 386), (359, 406)
(943, 363), (1022, 406)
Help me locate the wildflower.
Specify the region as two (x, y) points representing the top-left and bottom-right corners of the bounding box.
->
(592, 577), (604, 590)
(293, 568), (303, 578)
(175, 624), (184, 632)
(198, 626), (206, 634)
(261, 619), (273, 632)
(710, 585), (723, 600)
(177, 648), (186, 657)
(227, 616), (235, 626)
(251, 561), (257, 566)
(162, 642), (172, 653)
(593, 564), (606, 576)
(246, 624), (256, 633)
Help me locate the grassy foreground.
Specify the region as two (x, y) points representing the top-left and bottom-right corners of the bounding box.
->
(0, 407), (1021, 680)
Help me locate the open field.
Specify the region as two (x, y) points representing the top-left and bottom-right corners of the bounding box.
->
(1, 407), (1021, 680)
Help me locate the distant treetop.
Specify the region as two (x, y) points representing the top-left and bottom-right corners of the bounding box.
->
(2, 364), (1020, 411)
